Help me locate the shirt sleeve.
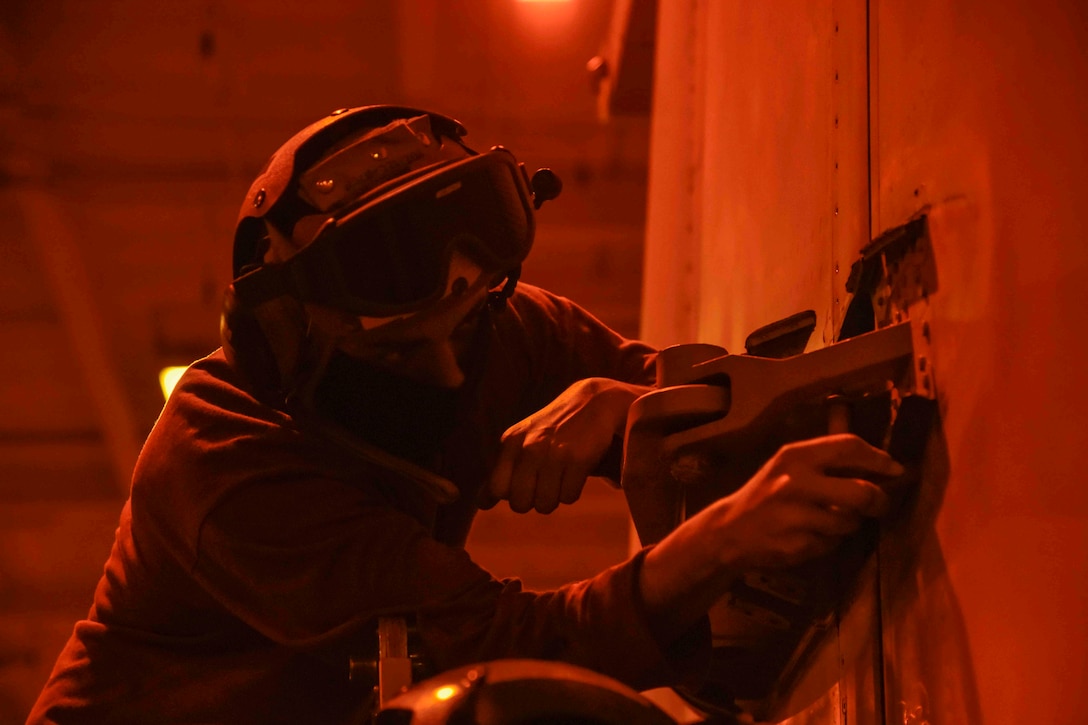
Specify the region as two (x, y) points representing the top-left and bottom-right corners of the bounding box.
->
(192, 471), (708, 692)
(498, 284), (659, 413)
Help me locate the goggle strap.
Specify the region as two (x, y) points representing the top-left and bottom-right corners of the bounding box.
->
(488, 265), (522, 310)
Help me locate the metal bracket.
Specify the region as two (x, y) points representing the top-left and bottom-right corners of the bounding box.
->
(349, 616), (430, 713)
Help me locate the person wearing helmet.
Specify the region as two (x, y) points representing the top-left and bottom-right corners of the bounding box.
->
(28, 106), (905, 725)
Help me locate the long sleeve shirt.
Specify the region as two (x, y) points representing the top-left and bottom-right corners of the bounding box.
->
(28, 284), (709, 725)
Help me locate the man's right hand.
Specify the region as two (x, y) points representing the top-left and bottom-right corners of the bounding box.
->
(638, 433), (906, 645)
(701, 433), (905, 570)
(481, 378), (650, 514)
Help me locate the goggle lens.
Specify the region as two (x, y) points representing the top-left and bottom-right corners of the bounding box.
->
(293, 151), (533, 316)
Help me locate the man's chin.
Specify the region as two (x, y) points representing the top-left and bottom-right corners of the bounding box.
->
(312, 350), (464, 468)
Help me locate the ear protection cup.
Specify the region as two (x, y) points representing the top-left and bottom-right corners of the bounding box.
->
(220, 281), (309, 408)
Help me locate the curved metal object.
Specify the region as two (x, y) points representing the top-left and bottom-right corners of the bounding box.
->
(375, 659), (679, 725)
(620, 319), (933, 709)
(623, 321), (917, 549)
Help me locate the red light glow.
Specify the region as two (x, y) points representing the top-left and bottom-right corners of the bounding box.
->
(513, 0), (577, 34)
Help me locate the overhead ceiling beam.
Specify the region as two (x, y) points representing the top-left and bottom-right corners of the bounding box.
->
(15, 186), (141, 496)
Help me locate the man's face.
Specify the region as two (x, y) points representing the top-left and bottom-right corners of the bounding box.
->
(333, 270), (492, 389)
(308, 274), (490, 465)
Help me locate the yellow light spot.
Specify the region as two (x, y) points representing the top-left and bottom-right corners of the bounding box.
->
(434, 685), (459, 701)
(159, 366), (188, 400)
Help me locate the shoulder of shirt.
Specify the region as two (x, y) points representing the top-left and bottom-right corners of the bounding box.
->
(504, 281), (593, 320)
(155, 349), (295, 443)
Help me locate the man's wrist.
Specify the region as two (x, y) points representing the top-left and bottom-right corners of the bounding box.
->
(588, 378), (652, 431)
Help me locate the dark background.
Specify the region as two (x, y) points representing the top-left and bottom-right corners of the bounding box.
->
(0, 2), (649, 717)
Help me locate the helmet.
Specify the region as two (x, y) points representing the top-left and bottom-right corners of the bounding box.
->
(374, 659), (678, 725)
(219, 105), (561, 409)
(231, 106), (467, 277)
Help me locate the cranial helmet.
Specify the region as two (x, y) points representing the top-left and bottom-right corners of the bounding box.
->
(220, 105), (562, 409)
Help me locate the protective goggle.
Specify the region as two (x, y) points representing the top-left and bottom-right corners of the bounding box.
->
(237, 147), (536, 318)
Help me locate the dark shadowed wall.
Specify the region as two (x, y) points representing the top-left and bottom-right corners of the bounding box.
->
(0, 1), (649, 718)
